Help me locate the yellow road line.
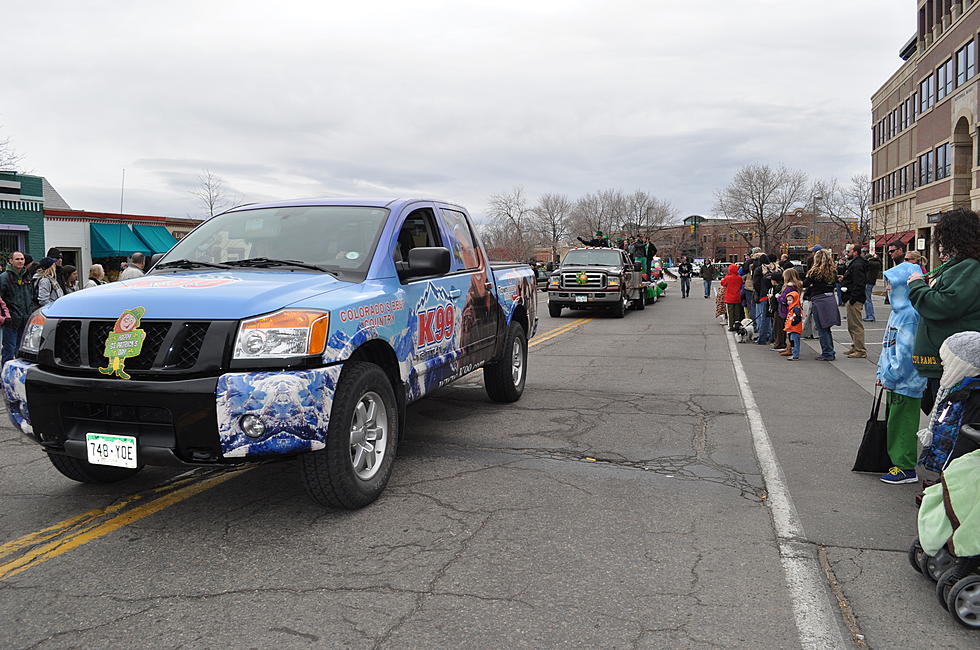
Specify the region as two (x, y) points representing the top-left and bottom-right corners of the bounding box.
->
(530, 317), (592, 348)
(0, 467), (250, 581)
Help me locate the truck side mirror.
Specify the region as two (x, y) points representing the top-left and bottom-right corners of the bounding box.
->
(634, 262), (643, 272)
(400, 247), (451, 280)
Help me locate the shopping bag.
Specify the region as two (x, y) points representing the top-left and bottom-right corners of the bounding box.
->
(852, 388), (891, 473)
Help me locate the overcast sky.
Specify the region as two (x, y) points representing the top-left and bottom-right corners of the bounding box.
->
(3, 0), (912, 222)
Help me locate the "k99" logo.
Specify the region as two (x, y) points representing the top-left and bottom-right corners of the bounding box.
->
(417, 304), (455, 348)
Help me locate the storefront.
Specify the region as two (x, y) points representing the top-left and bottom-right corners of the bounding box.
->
(44, 210), (185, 282)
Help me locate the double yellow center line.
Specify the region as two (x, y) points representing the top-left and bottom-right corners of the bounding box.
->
(0, 467), (250, 581)
(529, 317), (592, 348)
(0, 316), (591, 582)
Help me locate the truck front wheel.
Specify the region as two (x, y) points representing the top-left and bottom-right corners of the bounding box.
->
(548, 303), (563, 318)
(47, 453), (142, 484)
(612, 292), (627, 318)
(299, 362), (399, 509)
(484, 321), (527, 403)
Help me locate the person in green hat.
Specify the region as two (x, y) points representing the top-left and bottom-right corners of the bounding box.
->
(577, 230), (608, 247)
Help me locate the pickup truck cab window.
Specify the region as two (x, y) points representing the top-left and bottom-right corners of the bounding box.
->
(393, 208), (443, 278)
(440, 208), (482, 272)
(562, 249), (624, 267)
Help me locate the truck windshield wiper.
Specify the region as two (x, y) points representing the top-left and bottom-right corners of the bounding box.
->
(155, 259), (232, 270)
(223, 257), (336, 274)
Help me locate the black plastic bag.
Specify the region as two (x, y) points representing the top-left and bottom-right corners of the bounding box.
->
(852, 388), (891, 473)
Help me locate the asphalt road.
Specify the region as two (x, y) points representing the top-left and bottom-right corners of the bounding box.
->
(0, 285), (975, 649)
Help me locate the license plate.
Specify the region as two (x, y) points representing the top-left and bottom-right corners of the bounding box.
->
(86, 433), (137, 468)
(575, 295), (588, 303)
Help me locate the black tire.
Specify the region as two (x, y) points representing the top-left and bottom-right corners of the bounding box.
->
(484, 321), (527, 403)
(633, 296), (645, 311)
(548, 303), (563, 318)
(937, 566), (964, 611)
(612, 293), (626, 318)
(47, 452), (141, 484)
(909, 539), (925, 574)
(947, 575), (980, 628)
(299, 362), (398, 509)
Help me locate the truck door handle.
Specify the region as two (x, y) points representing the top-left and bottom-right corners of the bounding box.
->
(449, 289), (461, 298)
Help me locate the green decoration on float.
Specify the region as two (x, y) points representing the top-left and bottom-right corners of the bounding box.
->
(98, 306), (147, 380)
(576, 272), (588, 285)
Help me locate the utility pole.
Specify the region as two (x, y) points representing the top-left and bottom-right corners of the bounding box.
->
(810, 195), (823, 246)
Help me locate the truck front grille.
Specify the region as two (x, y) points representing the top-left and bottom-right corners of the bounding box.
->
(48, 319), (217, 376)
(561, 272), (606, 289)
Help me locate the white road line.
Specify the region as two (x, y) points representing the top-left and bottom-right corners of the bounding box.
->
(725, 332), (847, 650)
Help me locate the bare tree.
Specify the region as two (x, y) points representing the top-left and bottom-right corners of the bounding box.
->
(843, 174), (871, 242)
(486, 186), (536, 261)
(715, 164), (809, 252)
(531, 193), (572, 262)
(190, 169), (235, 217)
(569, 192), (605, 240)
(0, 128), (24, 170)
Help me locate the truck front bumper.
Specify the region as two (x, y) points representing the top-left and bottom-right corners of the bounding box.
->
(548, 290), (621, 306)
(1, 360), (343, 465)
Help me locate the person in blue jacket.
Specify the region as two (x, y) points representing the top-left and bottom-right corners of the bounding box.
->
(876, 260), (928, 484)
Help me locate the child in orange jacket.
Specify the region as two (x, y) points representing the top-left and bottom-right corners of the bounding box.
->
(783, 268), (803, 360)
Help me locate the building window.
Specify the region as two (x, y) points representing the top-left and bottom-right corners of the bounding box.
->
(912, 92), (919, 119)
(920, 77), (934, 111)
(957, 40), (976, 86)
(919, 152), (933, 185)
(935, 143), (952, 179)
(937, 59), (954, 100)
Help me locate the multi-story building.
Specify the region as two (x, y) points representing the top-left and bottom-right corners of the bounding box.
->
(651, 213), (858, 264)
(871, 0), (980, 268)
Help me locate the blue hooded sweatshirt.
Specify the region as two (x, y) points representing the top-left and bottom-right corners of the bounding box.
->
(877, 262), (928, 398)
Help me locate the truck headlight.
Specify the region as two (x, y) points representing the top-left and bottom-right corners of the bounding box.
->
(20, 312), (46, 354)
(607, 276), (620, 288)
(234, 309), (329, 359)
(548, 275), (560, 288)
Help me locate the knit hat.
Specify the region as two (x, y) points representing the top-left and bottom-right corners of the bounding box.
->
(939, 331), (980, 390)
(810, 244), (823, 252)
(39, 257), (56, 270)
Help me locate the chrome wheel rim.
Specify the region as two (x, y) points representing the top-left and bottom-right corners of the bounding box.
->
(349, 391), (387, 480)
(511, 338), (524, 386)
(955, 582), (980, 626)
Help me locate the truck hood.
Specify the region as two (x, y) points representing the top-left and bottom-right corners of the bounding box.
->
(43, 271), (349, 320)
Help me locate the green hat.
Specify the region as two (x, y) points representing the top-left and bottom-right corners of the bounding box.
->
(595, 230), (603, 236)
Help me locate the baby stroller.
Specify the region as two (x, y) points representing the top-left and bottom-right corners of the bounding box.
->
(909, 423), (980, 628)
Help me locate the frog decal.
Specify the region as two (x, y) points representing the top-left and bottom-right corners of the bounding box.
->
(98, 306), (147, 380)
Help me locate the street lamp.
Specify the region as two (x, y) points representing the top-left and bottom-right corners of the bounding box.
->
(810, 195), (823, 246)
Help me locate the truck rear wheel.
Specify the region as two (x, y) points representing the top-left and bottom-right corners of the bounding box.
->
(484, 321), (527, 403)
(47, 452), (142, 484)
(299, 362), (398, 509)
(548, 303), (563, 318)
(633, 294), (645, 310)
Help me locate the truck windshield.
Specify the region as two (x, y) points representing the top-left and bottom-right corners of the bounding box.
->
(158, 206), (389, 277)
(562, 250), (623, 267)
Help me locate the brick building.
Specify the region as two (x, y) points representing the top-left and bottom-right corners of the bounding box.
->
(871, 0), (980, 268)
(650, 212), (858, 264)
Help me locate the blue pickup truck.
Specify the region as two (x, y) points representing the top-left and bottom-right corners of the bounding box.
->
(2, 198), (537, 509)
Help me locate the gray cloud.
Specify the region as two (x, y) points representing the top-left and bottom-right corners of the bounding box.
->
(4, 0), (912, 221)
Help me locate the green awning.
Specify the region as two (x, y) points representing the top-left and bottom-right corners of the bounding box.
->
(90, 223), (152, 258)
(133, 224), (178, 254)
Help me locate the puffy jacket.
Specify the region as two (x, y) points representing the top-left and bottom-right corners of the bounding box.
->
(0, 266), (34, 326)
(866, 255), (882, 283)
(909, 257), (980, 378)
(720, 264), (743, 303)
(876, 262), (928, 398)
(784, 288), (803, 334)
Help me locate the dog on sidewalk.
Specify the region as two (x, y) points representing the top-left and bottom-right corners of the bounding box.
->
(735, 318), (756, 343)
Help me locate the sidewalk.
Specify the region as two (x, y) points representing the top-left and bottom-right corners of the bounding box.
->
(718, 293), (976, 647)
